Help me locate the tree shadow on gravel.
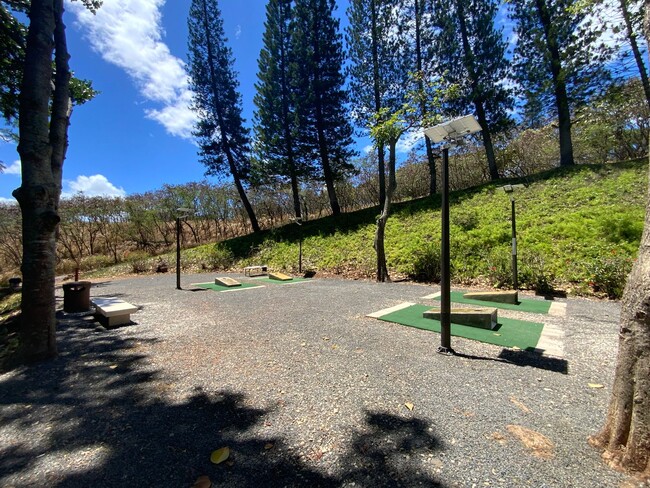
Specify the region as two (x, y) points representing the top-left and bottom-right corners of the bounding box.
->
(340, 411), (446, 487)
(0, 315), (448, 487)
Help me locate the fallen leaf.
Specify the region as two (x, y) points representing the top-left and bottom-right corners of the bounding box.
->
(109, 365), (118, 369)
(405, 402), (414, 411)
(192, 475), (212, 488)
(506, 425), (554, 459)
(588, 383), (604, 389)
(264, 443), (274, 450)
(210, 447), (230, 464)
(510, 396), (532, 413)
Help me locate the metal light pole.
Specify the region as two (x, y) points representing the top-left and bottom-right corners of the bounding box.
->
(440, 146), (451, 352)
(424, 115), (482, 355)
(291, 217), (303, 273)
(500, 185), (524, 291)
(175, 207), (194, 290)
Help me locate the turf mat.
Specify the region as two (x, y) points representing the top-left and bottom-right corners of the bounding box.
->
(433, 291), (552, 314)
(194, 282), (263, 292)
(377, 304), (544, 351)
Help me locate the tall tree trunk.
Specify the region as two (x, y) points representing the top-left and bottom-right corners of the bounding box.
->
(279, 0), (301, 220)
(534, 0), (574, 167)
(590, 4), (650, 478)
(199, 0), (260, 232)
(456, 0), (499, 180)
(374, 140), (396, 282)
(370, 0), (386, 205)
(13, 0), (70, 361)
(311, 11), (341, 217)
(415, 0), (437, 194)
(620, 0), (650, 110)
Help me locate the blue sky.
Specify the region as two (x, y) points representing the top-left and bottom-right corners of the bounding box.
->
(0, 0), (621, 203)
(0, 0), (355, 202)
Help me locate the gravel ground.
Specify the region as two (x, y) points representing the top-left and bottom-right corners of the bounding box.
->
(0, 272), (635, 487)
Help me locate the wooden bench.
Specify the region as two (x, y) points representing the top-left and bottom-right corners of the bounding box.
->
(244, 265), (268, 277)
(91, 297), (138, 326)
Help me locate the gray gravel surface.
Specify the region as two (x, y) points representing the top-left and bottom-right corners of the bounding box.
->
(0, 273), (634, 487)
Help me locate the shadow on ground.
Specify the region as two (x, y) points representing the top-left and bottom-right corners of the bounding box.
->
(0, 315), (446, 487)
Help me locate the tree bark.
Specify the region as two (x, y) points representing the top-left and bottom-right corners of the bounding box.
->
(534, 0), (574, 167)
(374, 139), (396, 282)
(13, 0), (70, 361)
(590, 3), (650, 478)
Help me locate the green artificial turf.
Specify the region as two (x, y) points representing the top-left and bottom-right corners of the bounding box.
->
(377, 304), (545, 351)
(252, 277), (311, 284)
(433, 291), (552, 314)
(194, 282), (263, 292)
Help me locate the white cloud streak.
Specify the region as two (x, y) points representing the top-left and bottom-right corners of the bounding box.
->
(3, 159), (21, 175)
(68, 0), (196, 139)
(62, 174), (127, 198)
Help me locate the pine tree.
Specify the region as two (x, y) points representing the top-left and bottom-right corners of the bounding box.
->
(509, 0), (612, 167)
(347, 0), (409, 206)
(253, 0), (312, 219)
(431, 0), (513, 180)
(187, 0), (259, 232)
(291, 0), (355, 216)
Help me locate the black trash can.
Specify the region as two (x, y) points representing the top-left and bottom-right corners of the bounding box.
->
(62, 281), (91, 313)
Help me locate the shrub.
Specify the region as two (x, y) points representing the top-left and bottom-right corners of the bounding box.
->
(207, 244), (235, 270)
(409, 242), (441, 282)
(519, 253), (555, 295)
(586, 250), (633, 299)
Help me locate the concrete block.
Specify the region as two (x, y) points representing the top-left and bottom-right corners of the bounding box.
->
(215, 277), (241, 287)
(244, 265), (268, 277)
(269, 272), (293, 281)
(423, 306), (498, 330)
(463, 290), (518, 304)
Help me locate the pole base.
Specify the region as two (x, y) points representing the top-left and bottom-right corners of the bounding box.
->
(437, 346), (456, 356)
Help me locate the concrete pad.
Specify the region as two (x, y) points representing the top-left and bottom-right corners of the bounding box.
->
(463, 290), (518, 304)
(533, 321), (565, 358)
(366, 302), (416, 318)
(548, 302), (567, 317)
(269, 272), (293, 281)
(423, 306), (498, 330)
(214, 277), (241, 287)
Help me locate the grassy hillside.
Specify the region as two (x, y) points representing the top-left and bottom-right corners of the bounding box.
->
(103, 160), (648, 299)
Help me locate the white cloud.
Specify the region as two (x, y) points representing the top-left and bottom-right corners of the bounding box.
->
(396, 130), (422, 154)
(68, 0), (197, 139)
(235, 25), (242, 40)
(62, 174), (127, 198)
(0, 196), (17, 204)
(363, 144), (374, 154)
(3, 159), (21, 175)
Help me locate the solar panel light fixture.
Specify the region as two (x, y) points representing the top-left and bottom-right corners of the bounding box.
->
(422, 114), (481, 356)
(424, 115), (482, 145)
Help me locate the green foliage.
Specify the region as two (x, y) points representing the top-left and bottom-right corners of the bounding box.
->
(206, 243), (235, 270)
(586, 250), (634, 299)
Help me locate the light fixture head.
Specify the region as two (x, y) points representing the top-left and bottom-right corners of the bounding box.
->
(424, 115), (482, 144)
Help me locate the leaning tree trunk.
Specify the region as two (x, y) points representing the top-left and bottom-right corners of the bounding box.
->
(13, 0), (70, 361)
(374, 140), (397, 282)
(590, 4), (650, 477)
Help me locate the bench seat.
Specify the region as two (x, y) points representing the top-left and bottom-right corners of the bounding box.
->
(91, 297), (138, 326)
